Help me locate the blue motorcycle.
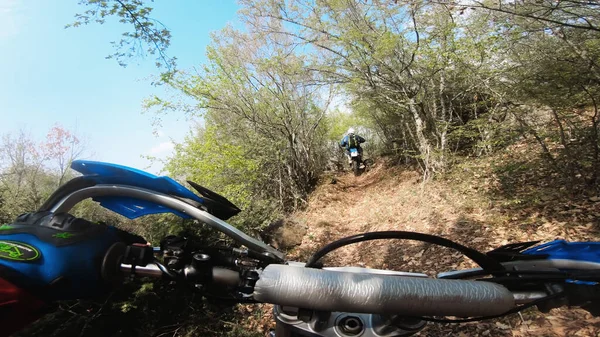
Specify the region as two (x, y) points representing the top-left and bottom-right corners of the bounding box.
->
(35, 160), (600, 337)
(349, 147), (363, 176)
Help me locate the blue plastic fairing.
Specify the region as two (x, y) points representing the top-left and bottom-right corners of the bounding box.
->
(522, 240), (600, 264)
(70, 160), (204, 219)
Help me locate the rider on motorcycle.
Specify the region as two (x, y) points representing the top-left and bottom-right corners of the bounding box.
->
(0, 211), (146, 336)
(339, 127), (366, 165)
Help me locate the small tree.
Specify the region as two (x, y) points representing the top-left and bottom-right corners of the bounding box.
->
(0, 126), (86, 222)
(43, 125), (85, 187)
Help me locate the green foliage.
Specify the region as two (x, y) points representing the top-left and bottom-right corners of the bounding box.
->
(239, 0), (600, 181)
(239, 0), (511, 175)
(325, 109), (360, 143)
(150, 24), (333, 225)
(164, 125), (280, 232)
(167, 126), (260, 210)
(461, 0), (600, 33)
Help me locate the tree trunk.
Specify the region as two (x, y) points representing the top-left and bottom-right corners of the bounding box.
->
(409, 98), (432, 179)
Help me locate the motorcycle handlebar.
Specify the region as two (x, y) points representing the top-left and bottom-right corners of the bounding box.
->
(120, 263), (553, 317)
(253, 264), (516, 317)
(120, 263), (164, 278)
(120, 263), (241, 286)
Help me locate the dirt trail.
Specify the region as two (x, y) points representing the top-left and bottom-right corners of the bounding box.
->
(283, 160), (600, 337)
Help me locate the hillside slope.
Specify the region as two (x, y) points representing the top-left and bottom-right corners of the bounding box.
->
(281, 150), (600, 336)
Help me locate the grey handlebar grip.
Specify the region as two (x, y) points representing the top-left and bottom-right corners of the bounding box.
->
(253, 265), (515, 317)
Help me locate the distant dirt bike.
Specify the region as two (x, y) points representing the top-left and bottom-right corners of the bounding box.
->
(349, 148), (363, 176)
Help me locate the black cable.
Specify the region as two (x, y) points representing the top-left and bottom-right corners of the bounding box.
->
(447, 269), (567, 280)
(305, 231), (506, 274)
(483, 275), (581, 283)
(479, 271), (600, 286)
(415, 291), (565, 323)
(448, 269), (600, 287)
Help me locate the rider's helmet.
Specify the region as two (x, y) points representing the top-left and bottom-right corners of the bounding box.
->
(347, 127), (355, 135)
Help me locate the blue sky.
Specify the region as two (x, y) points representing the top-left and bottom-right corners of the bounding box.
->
(0, 0), (240, 174)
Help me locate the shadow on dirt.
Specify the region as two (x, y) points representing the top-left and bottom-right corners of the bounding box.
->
(375, 215), (523, 336)
(486, 155), (600, 241)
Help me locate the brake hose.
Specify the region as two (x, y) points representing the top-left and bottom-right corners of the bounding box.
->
(305, 231), (506, 275)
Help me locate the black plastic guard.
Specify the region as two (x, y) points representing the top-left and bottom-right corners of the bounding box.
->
(487, 240), (547, 262)
(187, 181), (241, 220)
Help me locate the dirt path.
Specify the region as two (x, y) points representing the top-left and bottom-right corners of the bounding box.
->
(282, 161), (600, 337)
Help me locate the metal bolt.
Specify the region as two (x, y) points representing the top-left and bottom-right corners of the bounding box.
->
(339, 316), (363, 336)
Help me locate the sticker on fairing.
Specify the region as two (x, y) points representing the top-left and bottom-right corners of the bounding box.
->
(0, 241), (41, 261)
